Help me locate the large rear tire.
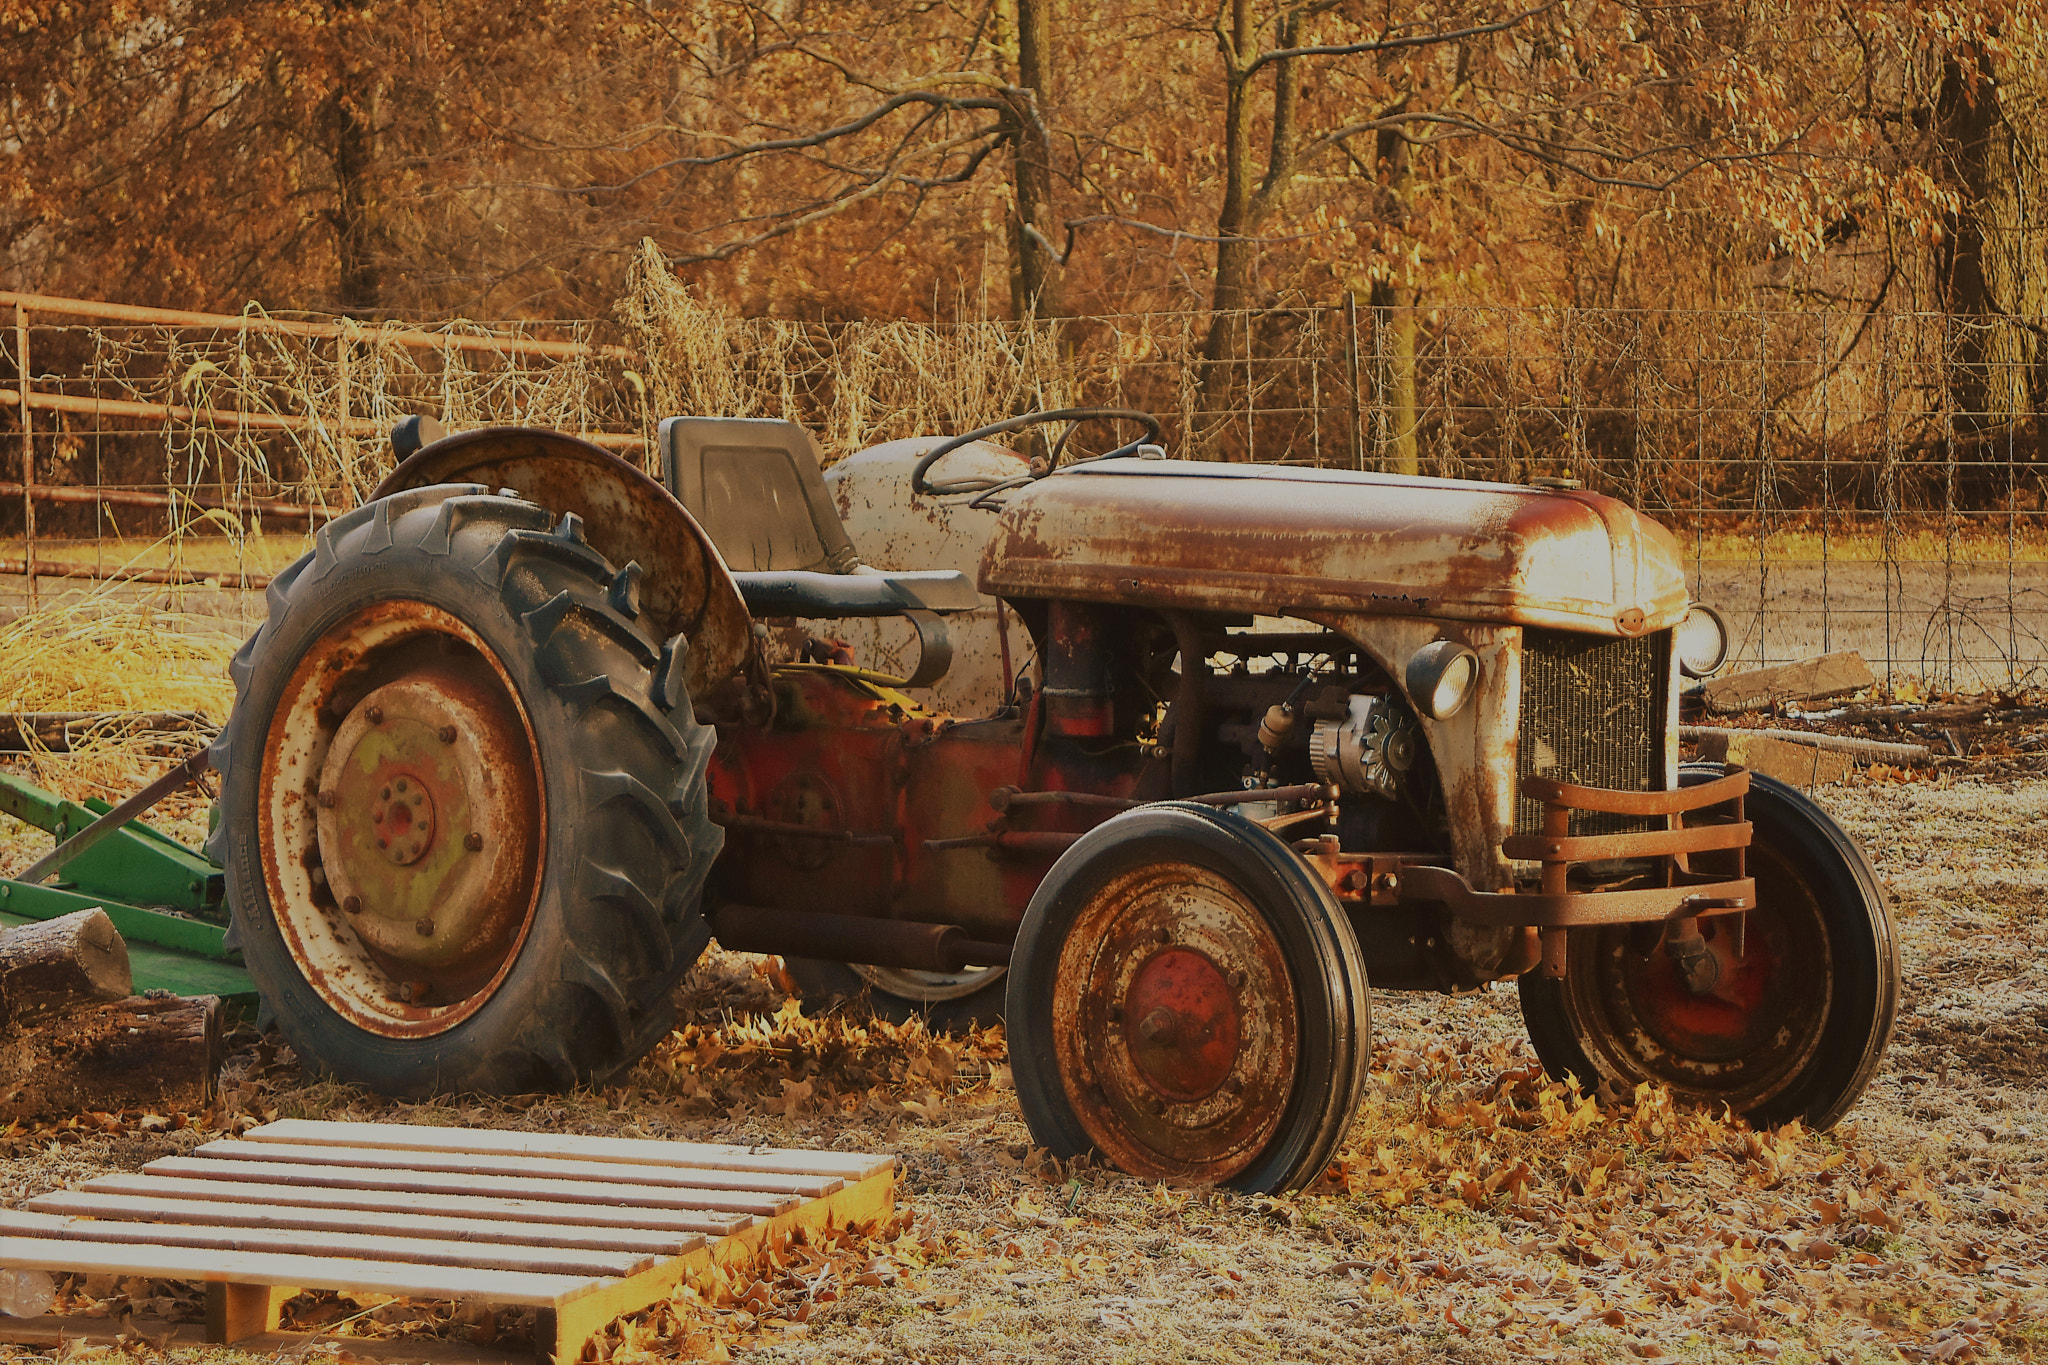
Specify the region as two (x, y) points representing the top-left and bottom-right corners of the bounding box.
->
(1006, 803), (1368, 1192)
(1519, 765), (1899, 1129)
(209, 484), (722, 1095)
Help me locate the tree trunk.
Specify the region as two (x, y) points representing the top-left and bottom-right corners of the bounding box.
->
(1197, 0), (1299, 456)
(1370, 125), (1419, 476)
(0, 909), (133, 1024)
(0, 994), (224, 1120)
(328, 1), (381, 313)
(1007, 0), (1063, 321)
(1935, 43), (2043, 454)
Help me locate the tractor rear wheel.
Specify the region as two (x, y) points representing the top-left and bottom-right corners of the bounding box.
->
(1006, 803), (1369, 1192)
(209, 484), (722, 1095)
(1519, 765), (1899, 1129)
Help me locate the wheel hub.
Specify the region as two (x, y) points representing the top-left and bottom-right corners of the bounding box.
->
(316, 668), (538, 975)
(1054, 862), (1297, 1182)
(1627, 915), (1784, 1063)
(1126, 948), (1241, 1101)
(371, 777), (436, 866)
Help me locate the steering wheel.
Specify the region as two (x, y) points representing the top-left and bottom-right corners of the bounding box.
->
(911, 407), (1165, 497)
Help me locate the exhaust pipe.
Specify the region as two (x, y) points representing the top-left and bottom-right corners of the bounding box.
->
(710, 905), (1011, 972)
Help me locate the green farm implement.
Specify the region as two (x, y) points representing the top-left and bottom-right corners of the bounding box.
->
(0, 754), (254, 1005)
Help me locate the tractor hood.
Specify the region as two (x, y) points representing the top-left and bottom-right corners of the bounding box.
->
(979, 459), (1690, 636)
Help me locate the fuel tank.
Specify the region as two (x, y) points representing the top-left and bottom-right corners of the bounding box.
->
(980, 460), (1690, 637)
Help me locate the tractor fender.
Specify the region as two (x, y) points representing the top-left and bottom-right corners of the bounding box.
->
(372, 426), (755, 699)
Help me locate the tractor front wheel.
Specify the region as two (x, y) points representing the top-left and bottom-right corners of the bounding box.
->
(1519, 765), (1899, 1129)
(1006, 803), (1369, 1192)
(210, 484), (721, 1095)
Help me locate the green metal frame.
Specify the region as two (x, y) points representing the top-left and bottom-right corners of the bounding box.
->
(0, 771), (253, 1004)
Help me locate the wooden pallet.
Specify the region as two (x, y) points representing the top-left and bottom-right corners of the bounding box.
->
(0, 1117), (896, 1363)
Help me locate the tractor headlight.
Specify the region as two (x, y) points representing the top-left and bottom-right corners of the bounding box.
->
(1405, 640), (1480, 720)
(1675, 604), (1730, 679)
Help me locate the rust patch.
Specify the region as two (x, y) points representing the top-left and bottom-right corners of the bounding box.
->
(373, 427), (754, 698)
(257, 599), (546, 1035)
(1050, 860), (1296, 1183)
(980, 463), (1690, 636)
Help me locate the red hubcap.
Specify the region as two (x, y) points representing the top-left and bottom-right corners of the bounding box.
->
(1052, 861), (1297, 1183)
(1127, 948), (1242, 1101)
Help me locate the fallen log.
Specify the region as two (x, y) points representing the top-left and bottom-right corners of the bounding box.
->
(1699, 651), (1876, 714)
(0, 711), (211, 753)
(0, 994), (224, 1121)
(0, 908), (133, 1023)
(1680, 725), (1932, 766)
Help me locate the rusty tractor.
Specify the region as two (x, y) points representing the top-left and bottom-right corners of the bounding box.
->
(210, 409), (1900, 1192)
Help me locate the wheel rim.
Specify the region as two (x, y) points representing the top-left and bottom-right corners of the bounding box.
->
(852, 963), (1006, 1004)
(1567, 839), (1831, 1108)
(257, 601), (546, 1036)
(1052, 861), (1296, 1182)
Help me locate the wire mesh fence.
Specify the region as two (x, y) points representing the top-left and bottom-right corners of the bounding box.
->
(4, 287), (2044, 691)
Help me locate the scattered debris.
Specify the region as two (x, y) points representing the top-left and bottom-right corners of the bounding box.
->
(1681, 726), (1931, 787)
(1700, 650), (1876, 714)
(0, 909), (224, 1123)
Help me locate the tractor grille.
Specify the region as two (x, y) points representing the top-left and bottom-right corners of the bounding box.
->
(1515, 628), (1667, 839)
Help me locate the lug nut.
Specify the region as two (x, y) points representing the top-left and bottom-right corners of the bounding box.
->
(1155, 926), (1172, 945)
(1227, 968), (1247, 988)
(464, 832), (484, 851)
(439, 724), (457, 743)
(415, 916), (435, 937)
(317, 790), (337, 808)
(396, 778), (409, 794)
(1148, 1096), (1167, 1115)
(365, 705), (383, 724)
(342, 895), (362, 914)
(1226, 1077), (1245, 1096)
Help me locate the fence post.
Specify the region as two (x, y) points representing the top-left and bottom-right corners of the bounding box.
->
(15, 302), (32, 612)
(1343, 292), (1363, 471)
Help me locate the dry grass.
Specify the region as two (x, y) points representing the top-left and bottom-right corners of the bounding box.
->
(617, 240), (1077, 464)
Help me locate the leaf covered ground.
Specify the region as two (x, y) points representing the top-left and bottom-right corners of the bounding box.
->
(0, 777), (2044, 1363)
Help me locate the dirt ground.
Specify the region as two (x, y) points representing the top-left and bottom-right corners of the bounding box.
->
(0, 770), (2043, 1364)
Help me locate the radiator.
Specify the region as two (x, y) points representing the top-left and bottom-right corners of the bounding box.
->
(1515, 627), (1667, 839)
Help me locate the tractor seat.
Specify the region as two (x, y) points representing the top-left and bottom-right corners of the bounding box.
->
(659, 416), (976, 618)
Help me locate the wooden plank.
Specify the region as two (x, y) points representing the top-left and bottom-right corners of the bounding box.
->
(543, 1169), (899, 1364)
(0, 1316), (534, 1365)
(246, 1118), (894, 1180)
(0, 1209), (651, 1279)
(27, 1190), (705, 1256)
(75, 1173), (751, 1237)
(142, 1155), (801, 1217)
(207, 1283), (296, 1342)
(0, 1234), (587, 1305)
(192, 1138), (843, 1197)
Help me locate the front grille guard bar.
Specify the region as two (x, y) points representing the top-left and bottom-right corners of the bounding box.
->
(1395, 766), (1756, 928)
